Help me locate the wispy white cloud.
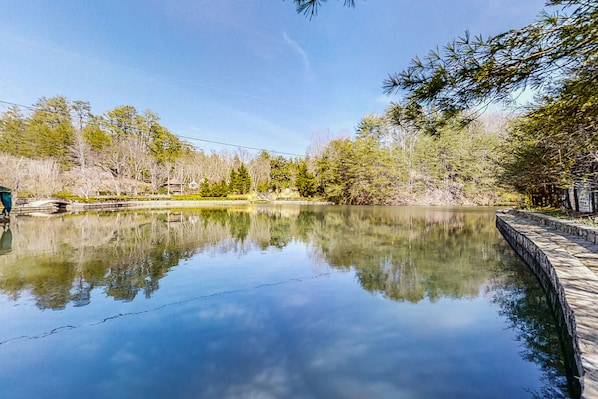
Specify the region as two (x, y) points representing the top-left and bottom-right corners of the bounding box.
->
(282, 32), (313, 82)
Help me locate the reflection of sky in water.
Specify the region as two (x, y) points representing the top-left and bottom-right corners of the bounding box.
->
(0, 209), (575, 398)
(0, 258), (547, 398)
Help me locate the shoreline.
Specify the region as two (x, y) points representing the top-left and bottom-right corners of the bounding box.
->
(8, 199), (335, 216)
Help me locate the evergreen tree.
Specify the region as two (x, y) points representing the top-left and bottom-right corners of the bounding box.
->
(356, 113), (387, 141)
(229, 168), (240, 193)
(295, 161), (316, 198)
(0, 106), (28, 157)
(292, 0), (356, 18)
(236, 163), (251, 194)
(383, 1), (598, 115)
(200, 178), (212, 197)
(315, 139), (354, 204)
(269, 156), (293, 192)
(149, 124), (183, 165)
(348, 135), (397, 205)
(28, 96), (75, 166)
(211, 179), (229, 197)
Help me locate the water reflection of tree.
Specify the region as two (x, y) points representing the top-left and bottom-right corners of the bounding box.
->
(0, 226), (12, 255)
(0, 212), (215, 308)
(228, 212), (250, 242)
(490, 251), (581, 399)
(307, 207), (501, 302)
(0, 207), (511, 308)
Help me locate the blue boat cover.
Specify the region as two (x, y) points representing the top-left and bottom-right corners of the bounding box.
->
(0, 186), (12, 214)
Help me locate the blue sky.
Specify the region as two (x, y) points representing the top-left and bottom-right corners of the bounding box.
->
(0, 0), (546, 156)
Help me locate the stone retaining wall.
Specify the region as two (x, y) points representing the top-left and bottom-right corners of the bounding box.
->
(496, 215), (582, 372)
(497, 211), (598, 399)
(512, 210), (598, 245)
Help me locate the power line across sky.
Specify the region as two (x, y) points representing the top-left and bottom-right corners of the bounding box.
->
(0, 1), (546, 159)
(0, 99), (304, 157)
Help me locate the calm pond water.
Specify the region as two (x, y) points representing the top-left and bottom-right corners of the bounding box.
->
(0, 205), (579, 399)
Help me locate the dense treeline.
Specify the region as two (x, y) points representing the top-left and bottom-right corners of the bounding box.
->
(293, 0), (598, 209)
(0, 95), (514, 205)
(314, 111), (506, 205)
(0, 96), (277, 200)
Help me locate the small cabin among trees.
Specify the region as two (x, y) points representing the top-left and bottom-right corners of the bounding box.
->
(165, 178), (184, 195)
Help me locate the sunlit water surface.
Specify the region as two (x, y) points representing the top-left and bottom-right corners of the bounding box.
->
(0, 205), (579, 398)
